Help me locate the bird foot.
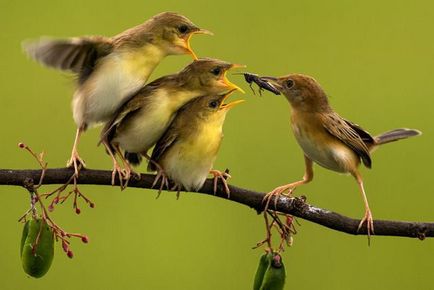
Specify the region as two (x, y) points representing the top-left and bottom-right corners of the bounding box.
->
(111, 163), (125, 188)
(209, 169), (231, 197)
(152, 169), (170, 198)
(263, 184), (295, 211)
(357, 209), (375, 245)
(66, 151), (86, 177)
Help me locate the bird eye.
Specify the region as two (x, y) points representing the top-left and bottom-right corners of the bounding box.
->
(178, 25), (189, 34)
(209, 101), (219, 108)
(286, 79), (294, 88)
(211, 67), (221, 76)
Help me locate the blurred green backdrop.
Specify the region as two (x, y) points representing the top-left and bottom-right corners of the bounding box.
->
(1, 0), (433, 289)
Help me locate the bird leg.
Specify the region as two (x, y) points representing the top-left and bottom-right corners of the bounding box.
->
(102, 141), (125, 188)
(143, 154), (170, 196)
(209, 169), (232, 197)
(66, 127), (86, 177)
(353, 171), (375, 243)
(114, 145), (138, 190)
(264, 156), (313, 210)
(151, 168), (170, 198)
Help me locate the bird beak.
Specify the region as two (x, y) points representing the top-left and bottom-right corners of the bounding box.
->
(193, 28), (214, 36)
(219, 89), (245, 110)
(259, 76), (283, 91)
(183, 28), (213, 60)
(221, 64), (247, 94)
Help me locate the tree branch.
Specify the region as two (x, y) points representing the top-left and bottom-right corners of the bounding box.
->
(1, 168), (432, 239)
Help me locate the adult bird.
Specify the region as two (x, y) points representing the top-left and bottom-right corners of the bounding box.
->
(100, 58), (244, 188)
(258, 74), (420, 239)
(149, 90), (244, 197)
(24, 12), (212, 176)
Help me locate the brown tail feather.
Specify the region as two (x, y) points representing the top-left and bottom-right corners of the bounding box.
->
(374, 128), (421, 145)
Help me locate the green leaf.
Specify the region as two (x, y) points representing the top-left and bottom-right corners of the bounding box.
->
(21, 218), (54, 278)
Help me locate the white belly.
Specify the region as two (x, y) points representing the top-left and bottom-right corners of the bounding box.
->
(72, 50), (161, 127)
(294, 127), (357, 173)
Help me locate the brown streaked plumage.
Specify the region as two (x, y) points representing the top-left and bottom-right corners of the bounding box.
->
(260, 73), (421, 241)
(23, 12), (212, 177)
(99, 58), (244, 188)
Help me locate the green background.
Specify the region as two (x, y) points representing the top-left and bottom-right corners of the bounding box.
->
(1, 1), (433, 289)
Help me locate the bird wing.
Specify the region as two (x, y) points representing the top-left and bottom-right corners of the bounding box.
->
(322, 113), (372, 168)
(23, 36), (113, 83)
(99, 87), (150, 145)
(343, 119), (375, 146)
(148, 127), (179, 172)
(99, 76), (174, 145)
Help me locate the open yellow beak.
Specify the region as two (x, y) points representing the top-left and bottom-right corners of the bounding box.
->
(222, 64), (247, 94)
(184, 28), (213, 60)
(219, 89), (245, 110)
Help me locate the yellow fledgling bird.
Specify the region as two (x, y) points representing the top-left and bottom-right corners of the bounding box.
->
(149, 90), (244, 197)
(99, 58), (244, 188)
(23, 12), (212, 176)
(261, 74), (421, 240)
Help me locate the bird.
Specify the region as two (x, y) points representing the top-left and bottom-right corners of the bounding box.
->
(99, 58), (245, 188)
(258, 74), (421, 240)
(148, 90), (244, 197)
(23, 12), (212, 177)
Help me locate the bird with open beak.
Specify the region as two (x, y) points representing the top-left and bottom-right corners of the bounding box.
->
(256, 74), (420, 242)
(23, 12), (212, 177)
(100, 58), (245, 189)
(149, 90), (244, 197)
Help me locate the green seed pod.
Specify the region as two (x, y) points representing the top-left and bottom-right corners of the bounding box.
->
(253, 252), (272, 290)
(260, 253), (286, 290)
(20, 218), (54, 278)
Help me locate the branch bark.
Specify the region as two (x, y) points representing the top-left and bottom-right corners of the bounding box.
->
(1, 168), (432, 239)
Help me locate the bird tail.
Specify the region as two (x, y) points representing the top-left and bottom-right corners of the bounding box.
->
(374, 128), (421, 145)
(124, 152), (142, 166)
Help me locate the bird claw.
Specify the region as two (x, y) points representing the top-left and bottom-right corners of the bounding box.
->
(151, 170), (170, 198)
(209, 169), (231, 198)
(67, 152), (86, 177)
(263, 184), (295, 211)
(357, 209), (375, 245)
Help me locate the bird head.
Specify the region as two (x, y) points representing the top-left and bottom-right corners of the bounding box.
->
(179, 58), (246, 94)
(262, 74), (330, 112)
(188, 89), (244, 122)
(145, 12), (212, 59)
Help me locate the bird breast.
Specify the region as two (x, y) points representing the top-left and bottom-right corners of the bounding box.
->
(162, 124), (224, 191)
(72, 46), (165, 127)
(291, 113), (359, 173)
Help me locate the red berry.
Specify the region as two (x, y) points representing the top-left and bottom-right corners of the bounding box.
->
(81, 236), (89, 243)
(18, 142), (25, 148)
(67, 250), (74, 258)
(75, 208), (81, 214)
(62, 241), (68, 252)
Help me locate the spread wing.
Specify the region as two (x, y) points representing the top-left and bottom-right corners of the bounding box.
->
(322, 113), (372, 168)
(23, 36), (113, 84)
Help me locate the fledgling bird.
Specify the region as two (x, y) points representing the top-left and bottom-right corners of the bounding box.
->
(259, 74), (421, 239)
(100, 58), (244, 188)
(23, 12), (212, 176)
(149, 90), (244, 197)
